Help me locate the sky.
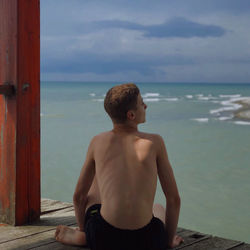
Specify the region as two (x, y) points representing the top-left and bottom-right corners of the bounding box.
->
(41, 0), (250, 83)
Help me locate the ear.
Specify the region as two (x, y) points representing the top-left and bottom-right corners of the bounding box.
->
(127, 110), (136, 120)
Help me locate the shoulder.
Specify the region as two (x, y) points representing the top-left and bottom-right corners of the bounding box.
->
(90, 131), (113, 144)
(138, 132), (164, 144)
(137, 132), (165, 152)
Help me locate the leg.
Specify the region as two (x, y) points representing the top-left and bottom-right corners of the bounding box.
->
(55, 177), (101, 246)
(55, 225), (87, 246)
(153, 203), (166, 225)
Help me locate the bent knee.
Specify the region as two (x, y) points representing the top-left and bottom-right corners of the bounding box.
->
(153, 203), (165, 211)
(153, 203), (165, 224)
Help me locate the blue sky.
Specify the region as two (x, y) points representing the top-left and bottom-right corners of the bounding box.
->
(41, 0), (250, 83)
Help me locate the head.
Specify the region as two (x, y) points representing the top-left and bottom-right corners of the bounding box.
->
(104, 83), (147, 125)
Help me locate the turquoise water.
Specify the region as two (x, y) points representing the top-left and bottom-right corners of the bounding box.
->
(41, 82), (250, 243)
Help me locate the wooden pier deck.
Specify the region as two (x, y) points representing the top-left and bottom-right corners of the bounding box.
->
(0, 199), (249, 250)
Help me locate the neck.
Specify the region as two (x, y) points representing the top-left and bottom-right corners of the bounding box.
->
(112, 122), (138, 133)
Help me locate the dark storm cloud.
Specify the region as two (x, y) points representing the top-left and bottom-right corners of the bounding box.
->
(42, 18), (226, 38)
(89, 18), (226, 38)
(41, 0), (250, 82)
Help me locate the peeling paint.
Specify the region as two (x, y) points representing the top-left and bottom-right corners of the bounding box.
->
(0, 123), (3, 181)
(0, 122), (3, 146)
(5, 97), (7, 122)
(6, 48), (9, 65)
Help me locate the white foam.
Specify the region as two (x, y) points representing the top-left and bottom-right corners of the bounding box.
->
(197, 95), (218, 101)
(93, 98), (104, 102)
(144, 98), (160, 102)
(221, 100), (242, 108)
(192, 118), (209, 122)
(142, 93), (160, 98)
(186, 95), (193, 99)
(217, 116), (233, 121)
(210, 106), (240, 114)
(164, 98), (178, 101)
(40, 113), (44, 117)
(89, 93), (96, 97)
(219, 94), (241, 98)
(198, 96), (211, 101)
(196, 94), (204, 97)
(233, 121), (250, 126)
(210, 97), (243, 115)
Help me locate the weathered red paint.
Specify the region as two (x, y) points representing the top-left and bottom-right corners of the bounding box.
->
(0, 0), (40, 225)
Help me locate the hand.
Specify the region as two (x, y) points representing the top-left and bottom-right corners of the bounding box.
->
(169, 235), (184, 248)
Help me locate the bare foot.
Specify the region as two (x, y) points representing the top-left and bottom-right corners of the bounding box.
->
(55, 225), (87, 246)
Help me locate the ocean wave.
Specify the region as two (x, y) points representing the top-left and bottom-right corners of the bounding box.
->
(197, 94), (218, 101)
(144, 98), (160, 102)
(210, 106), (240, 114)
(93, 99), (104, 102)
(210, 98), (243, 115)
(233, 121), (250, 126)
(186, 95), (193, 99)
(192, 118), (209, 122)
(221, 100), (242, 108)
(217, 116), (233, 121)
(164, 98), (178, 101)
(89, 93), (96, 97)
(219, 94), (241, 98)
(142, 93), (160, 98)
(198, 96), (212, 101)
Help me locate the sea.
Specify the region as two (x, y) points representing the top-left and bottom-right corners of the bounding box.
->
(41, 81), (250, 243)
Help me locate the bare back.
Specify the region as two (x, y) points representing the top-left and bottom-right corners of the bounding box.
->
(94, 131), (158, 229)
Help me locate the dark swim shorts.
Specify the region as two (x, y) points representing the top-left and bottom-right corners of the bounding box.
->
(84, 204), (168, 250)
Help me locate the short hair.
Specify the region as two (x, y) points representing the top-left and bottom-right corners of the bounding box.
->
(104, 83), (140, 123)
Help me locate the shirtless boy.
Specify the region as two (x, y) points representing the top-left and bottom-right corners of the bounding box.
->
(55, 83), (183, 249)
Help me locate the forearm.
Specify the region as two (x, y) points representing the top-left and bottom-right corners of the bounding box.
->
(73, 196), (88, 231)
(165, 199), (181, 247)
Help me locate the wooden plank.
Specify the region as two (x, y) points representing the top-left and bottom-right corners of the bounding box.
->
(0, 227), (197, 250)
(41, 199), (73, 214)
(32, 228), (199, 250)
(175, 229), (211, 249)
(230, 243), (250, 249)
(32, 238), (90, 250)
(0, 0), (40, 226)
(175, 236), (243, 249)
(1, 199), (247, 250)
(0, 207), (75, 244)
(0, 224), (90, 250)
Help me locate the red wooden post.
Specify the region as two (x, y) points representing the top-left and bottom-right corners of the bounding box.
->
(0, 0), (40, 225)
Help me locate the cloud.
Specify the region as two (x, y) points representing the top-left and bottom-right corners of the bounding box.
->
(41, 51), (196, 76)
(46, 18), (226, 39)
(144, 18), (226, 38)
(40, 0), (250, 83)
(90, 18), (226, 38)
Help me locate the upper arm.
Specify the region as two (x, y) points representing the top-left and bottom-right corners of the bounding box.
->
(73, 136), (96, 200)
(154, 134), (180, 202)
